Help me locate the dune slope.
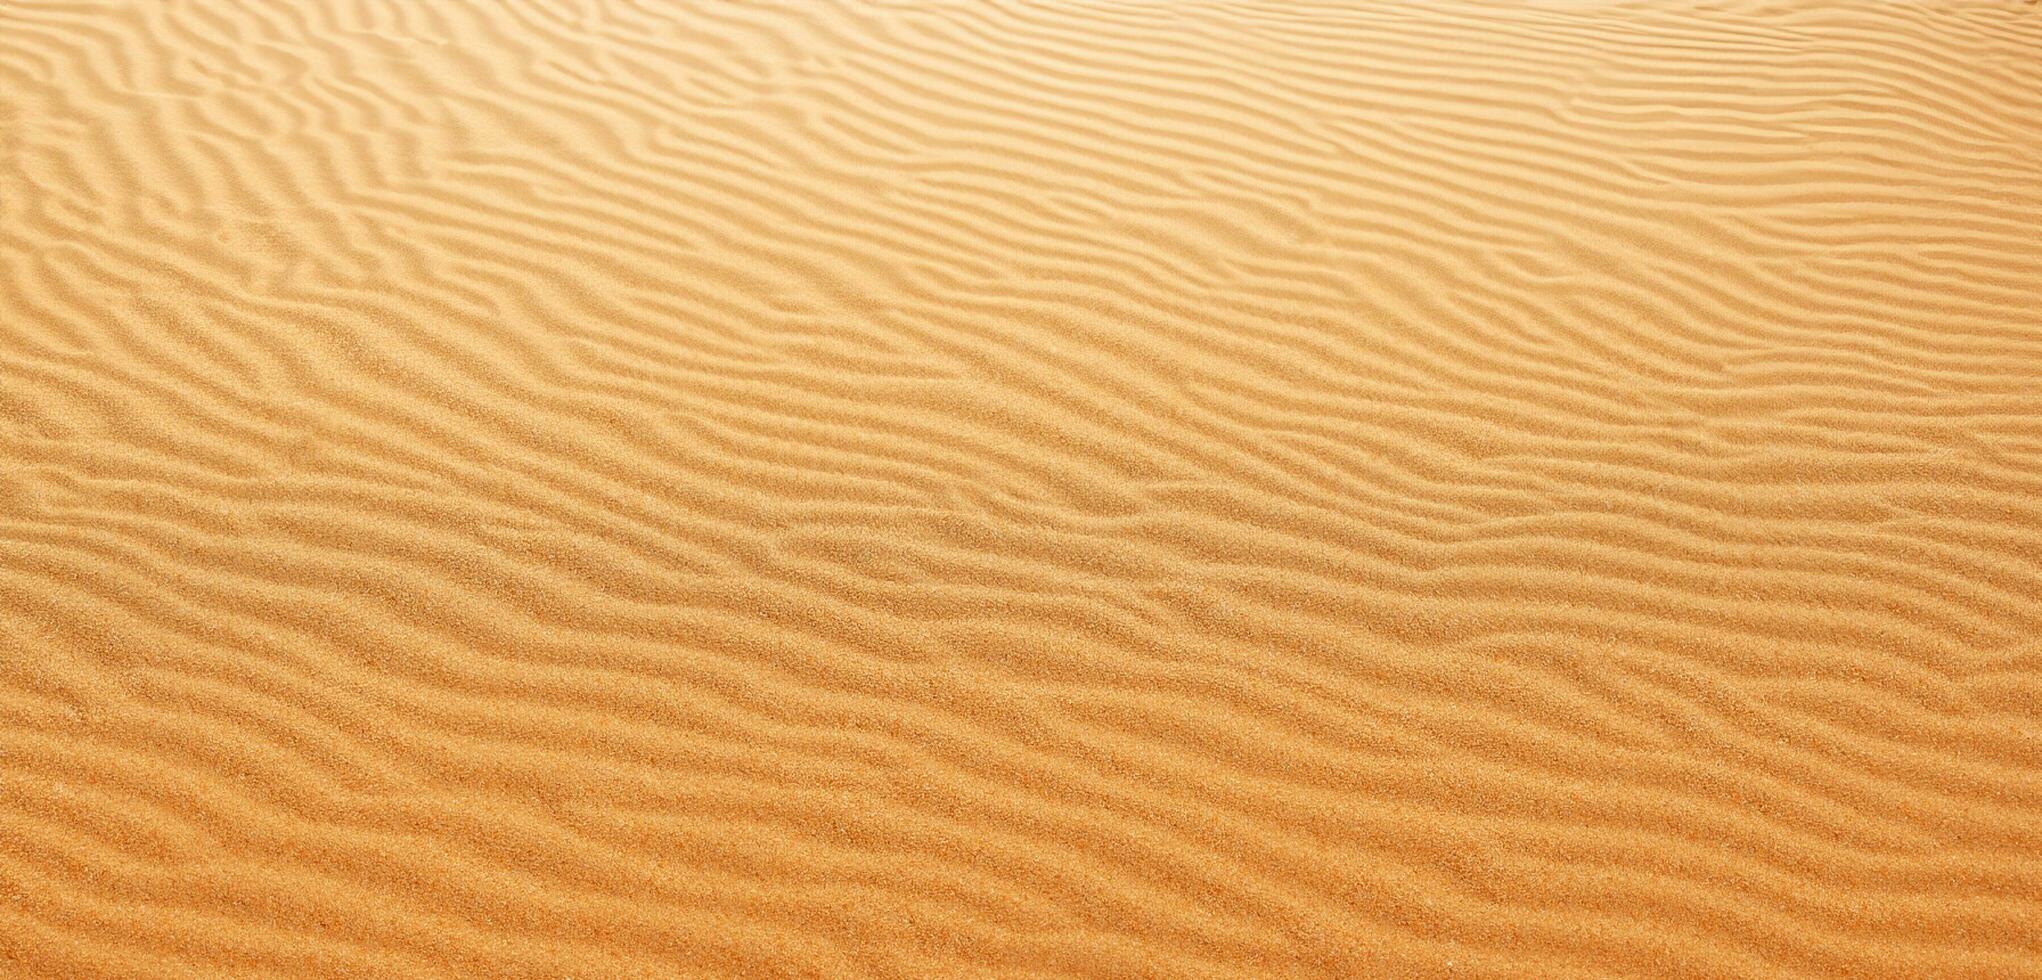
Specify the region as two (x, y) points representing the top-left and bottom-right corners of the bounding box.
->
(3, 0), (2041, 976)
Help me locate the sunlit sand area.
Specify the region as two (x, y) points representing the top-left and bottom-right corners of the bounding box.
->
(3, 1), (2041, 976)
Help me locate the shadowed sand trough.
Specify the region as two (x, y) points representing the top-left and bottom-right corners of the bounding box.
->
(3, 1), (2041, 976)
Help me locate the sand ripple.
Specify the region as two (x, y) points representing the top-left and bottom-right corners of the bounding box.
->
(3, 0), (2040, 976)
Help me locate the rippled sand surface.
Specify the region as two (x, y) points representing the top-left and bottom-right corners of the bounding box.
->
(4, 1), (2041, 976)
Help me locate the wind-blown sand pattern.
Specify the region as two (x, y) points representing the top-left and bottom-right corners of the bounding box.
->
(3, 0), (2041, 976)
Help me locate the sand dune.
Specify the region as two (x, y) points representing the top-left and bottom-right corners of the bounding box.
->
(3, 0), (2040, 976)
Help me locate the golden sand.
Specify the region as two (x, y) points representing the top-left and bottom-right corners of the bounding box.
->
(3, 1), (2041, 976)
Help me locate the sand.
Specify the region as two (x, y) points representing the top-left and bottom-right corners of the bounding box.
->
(3, 0), (2040, 976)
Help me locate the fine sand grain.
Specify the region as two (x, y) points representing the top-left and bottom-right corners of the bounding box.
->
(4, 1), (2041, 977)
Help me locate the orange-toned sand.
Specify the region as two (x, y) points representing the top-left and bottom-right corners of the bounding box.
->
(3, 1), (2041, 976)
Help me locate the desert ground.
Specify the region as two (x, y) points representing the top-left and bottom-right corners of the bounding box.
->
(3, 1), (2041, 976)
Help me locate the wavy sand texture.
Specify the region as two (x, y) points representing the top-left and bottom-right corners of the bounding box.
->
(4, 0), (2041, 976)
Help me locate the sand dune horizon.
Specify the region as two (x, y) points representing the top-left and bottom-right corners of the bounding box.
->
(3, 0), (2041, 976)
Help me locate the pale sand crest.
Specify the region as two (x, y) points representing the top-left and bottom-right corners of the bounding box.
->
(2, 0), (2041, 976)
